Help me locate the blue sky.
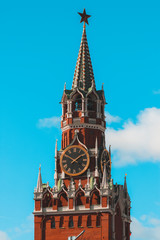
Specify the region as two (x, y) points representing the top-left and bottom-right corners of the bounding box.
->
(1, 0), (160, 239)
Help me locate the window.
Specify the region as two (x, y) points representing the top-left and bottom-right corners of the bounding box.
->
(87, 99), (94, 111)
(96, 215), (101, 227)
(69, 216), (74, 228)
(51, 218), (55, 229)
(75, 99), (82, 111)
(87, 215), (92, 227)
(43, 193), (52, 208)
(76, 191), (85, 206)
(91, 191), (100, 205)
(78, 216), (82, 227)
(59, 216), (64, 228)
(58, 192), (68, 207)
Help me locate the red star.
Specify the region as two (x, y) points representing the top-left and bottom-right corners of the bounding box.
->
(78, 9), (91, 25)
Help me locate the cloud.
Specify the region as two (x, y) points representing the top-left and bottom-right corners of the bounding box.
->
(153, 89), (160, 94)
(131, 216), (160, 240)
(0, 231), (10, 240)
(13, 214), (33, 235)
(106, 107), (160, 166)
(37, 112), (120, 128)
(105, 112), (121, 125)
(37, 116), (60, 128)
(8, 215), (33, 239)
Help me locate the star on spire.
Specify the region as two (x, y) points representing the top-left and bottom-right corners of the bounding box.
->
(78, 8), (91, 25)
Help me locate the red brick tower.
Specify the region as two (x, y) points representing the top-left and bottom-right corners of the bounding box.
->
(34, 9), (131, 240)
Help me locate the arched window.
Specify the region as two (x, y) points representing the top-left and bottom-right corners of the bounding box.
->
(91, 190), (100, 205)
(58, 191), (68, 207)
(63, 103), (67, 115)
(75, 99), (82, 111)
(96, 215), (101, 227)
(78, 216), (82, 227)
(91, 190), (100, 206)
(87, 97), (94, 111)
(69, 216), (74, 228)
(87, 93), (97, 112)
(51, 217), (55, 229)
(59, 216), (64, 228)
(87, 215), (92, 227)
(43, 193), (52, 208)
(76, 191), (85, 206)
(73, 94), (82, 111)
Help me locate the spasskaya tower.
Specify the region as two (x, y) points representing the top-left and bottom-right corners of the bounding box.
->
(33, 9), (131, 240)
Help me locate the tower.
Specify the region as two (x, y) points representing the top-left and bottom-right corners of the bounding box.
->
(34, 9), (131, 240)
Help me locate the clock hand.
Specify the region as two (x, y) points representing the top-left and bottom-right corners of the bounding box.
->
(71, 154), (85, 164)
(64, 154), (74, 161)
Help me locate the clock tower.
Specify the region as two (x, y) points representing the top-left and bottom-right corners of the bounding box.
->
(34, 9), (131, 240)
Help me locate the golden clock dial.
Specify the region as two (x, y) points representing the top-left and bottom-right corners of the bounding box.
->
(60, 145), (90, 176)
(101, 149), (111, 176)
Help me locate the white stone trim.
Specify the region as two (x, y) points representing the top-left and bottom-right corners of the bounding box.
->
(62, 123), (105, 132)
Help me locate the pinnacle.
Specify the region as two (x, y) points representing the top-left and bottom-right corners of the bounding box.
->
(72, 26), (96, 92)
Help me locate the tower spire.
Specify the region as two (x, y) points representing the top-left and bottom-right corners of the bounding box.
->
(72, 10), (95, 92)
(37, 165), (42, 192)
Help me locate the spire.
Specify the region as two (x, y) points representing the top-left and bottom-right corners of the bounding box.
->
(64, 82), (66, 90)
(95, 137), (98, 156)
(37, 165), (42, 192)
(102, 163), (108, 189)
(55, 139), (58, 159)
(54, 140), (58, 187)
(72, 24), (95, 92)
(124, 174), (128, 193)
(95, 138), (99, 177)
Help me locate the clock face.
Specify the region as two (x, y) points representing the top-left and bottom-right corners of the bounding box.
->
(101, 149), (111, 177)
(60, 145), (90, 176)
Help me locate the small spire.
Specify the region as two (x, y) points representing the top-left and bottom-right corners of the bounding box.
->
(55, 139), (58, 159)
(91, 79), (95, 88)
(85, 169), (90, 189)
(62, 170), (65, 179)
(124, 174), (128, 192)
(95, 137), (98, 156)
(37, 165), (42, 192)
(109, 145), (111, 157)
(102, 163), (107, 189)
(95, 137), (99, 177)
(90, 175), (94, 189)
(54, 140), (58, 186)
(102, 83), (104, 90)
(69, 178), (75, 191)
(124, 174), (128, 198)
(64, 82), (66, 90)
(109, 145), (112, 176)
(78, 179), (82, 187)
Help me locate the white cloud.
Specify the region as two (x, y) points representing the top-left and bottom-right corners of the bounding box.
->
(13, 214), (33, 235)
(37, 116), (60, 128)
(153, 89), (160, 95)
(131, 216), (160, 240)
(106, 107), (160, 166)
(105, 112), (121, 125)
(8, 215), (33, 239)
(0, 231), (10, 240)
